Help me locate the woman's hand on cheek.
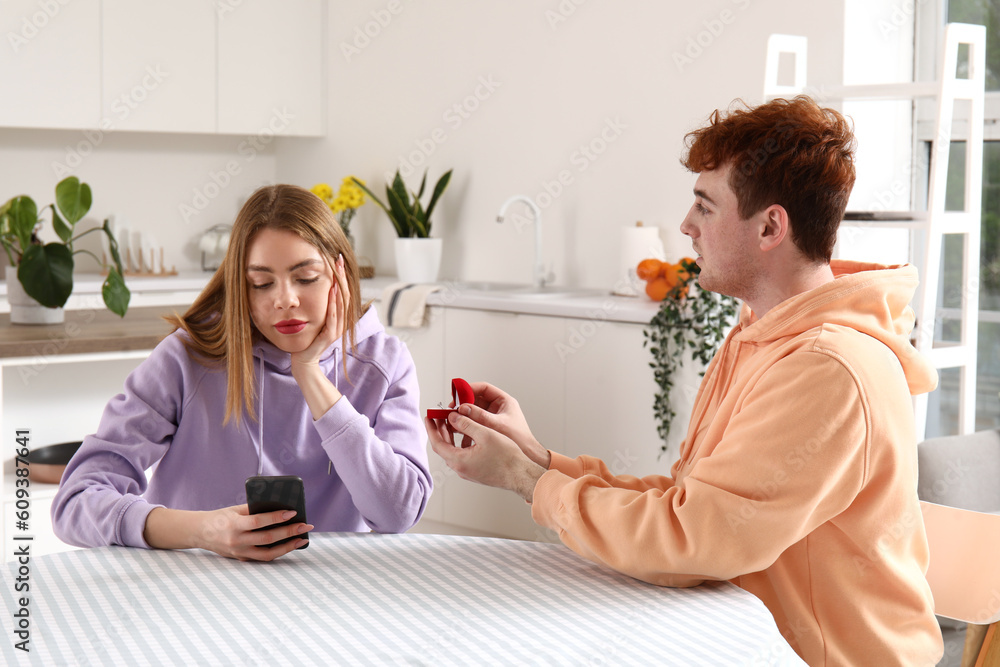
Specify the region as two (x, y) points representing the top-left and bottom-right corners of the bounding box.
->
(291, 255), (346, 368)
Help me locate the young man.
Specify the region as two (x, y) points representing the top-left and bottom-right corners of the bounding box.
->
(426, 96), (943, 666)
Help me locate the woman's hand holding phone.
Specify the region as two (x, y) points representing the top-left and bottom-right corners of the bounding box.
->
(144, 504), (313, 561)
(194, 504), (313, 562)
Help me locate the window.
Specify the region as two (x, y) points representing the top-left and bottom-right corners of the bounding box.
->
(947, 0), (999, 91)
(918, 0), (1000, 435)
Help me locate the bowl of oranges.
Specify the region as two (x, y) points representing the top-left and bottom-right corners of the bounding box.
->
(636, 258), (697, 301)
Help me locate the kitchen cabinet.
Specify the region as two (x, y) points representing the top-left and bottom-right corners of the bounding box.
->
(0, 0), (101, 129)
(0, 309), (174, 562)
(0, 276), (204, 562)
(563, 320), (671, 477)
(0, 0), (323, 135)
(217, 0), (324, 136)
(438, 309), (568, 542)
(393, 306), (667, 542)
(101, 0), (216, 133)
(385, 306), (446, 525)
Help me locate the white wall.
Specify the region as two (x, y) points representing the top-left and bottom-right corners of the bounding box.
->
(276, 0), (847, 289)
(3, 3), (927, 286)
(0, 2), (849, 281)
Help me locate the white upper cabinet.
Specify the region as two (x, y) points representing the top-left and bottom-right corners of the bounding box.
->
(0, 0), (101, 129)
(217, 0), (324, 136)
(101, 0), (216, 133)
(0, 0), (323, 135)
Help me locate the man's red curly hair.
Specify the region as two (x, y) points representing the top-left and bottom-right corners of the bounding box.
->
(682, 96), (857, 263)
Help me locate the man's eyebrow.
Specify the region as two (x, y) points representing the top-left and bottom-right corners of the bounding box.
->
(694, 188), (717, 206)
(246, 259), (324, 273)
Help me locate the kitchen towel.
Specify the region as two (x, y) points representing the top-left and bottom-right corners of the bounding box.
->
(615, 224), (665, 296)
(380, 282), (442, 328)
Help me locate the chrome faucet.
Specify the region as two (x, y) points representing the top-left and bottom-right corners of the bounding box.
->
(496, 195), (548, 288)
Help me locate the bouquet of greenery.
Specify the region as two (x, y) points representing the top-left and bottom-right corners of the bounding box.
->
(641, 257), (739, 456)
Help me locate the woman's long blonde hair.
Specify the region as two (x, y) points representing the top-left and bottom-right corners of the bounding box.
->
(166, 184), (366, 425)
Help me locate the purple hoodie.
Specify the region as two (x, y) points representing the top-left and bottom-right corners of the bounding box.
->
(52, 306), (432, 548)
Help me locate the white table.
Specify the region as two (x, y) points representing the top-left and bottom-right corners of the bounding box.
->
(1, 532), (803, 665)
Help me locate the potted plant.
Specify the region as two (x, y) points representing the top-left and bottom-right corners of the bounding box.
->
(640, 257), (739, 457)
(1, 176), (129, 324)
(352, 169), (452, 283)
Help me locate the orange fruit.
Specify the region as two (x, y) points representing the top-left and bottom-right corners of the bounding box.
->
(645, 277), (670, 301)
(636, 258), (663, 281)
(661, 262), (683, 288)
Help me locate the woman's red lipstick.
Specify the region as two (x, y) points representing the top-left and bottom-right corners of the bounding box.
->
(275, 319), (307, 335)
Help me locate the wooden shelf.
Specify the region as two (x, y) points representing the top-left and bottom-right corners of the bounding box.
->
(0, 307), (180, 359)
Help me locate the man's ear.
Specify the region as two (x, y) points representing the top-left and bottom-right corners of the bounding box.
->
(759, 204), (789, 252)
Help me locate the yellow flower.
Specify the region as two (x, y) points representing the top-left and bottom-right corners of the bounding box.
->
(337, 180), (366, 208)
(311, 183), (333, 201)
(346, 191), (364, 208)
(330, 195), (349, 214)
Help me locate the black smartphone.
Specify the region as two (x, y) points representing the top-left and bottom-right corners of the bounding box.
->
(245, 475), (309, 549)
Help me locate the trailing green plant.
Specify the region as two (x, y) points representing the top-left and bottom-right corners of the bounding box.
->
(643, 258), (739, 457)
(0, 176), (130, 317)
(352, 169), (452, 238)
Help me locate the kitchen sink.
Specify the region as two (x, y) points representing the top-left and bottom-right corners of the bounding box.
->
(452, 281), (526, 292)
(452, 282), (604, 299)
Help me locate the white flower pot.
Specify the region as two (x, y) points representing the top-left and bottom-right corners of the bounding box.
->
(394, 237), (442, 284)
(6, 265), (65, 325)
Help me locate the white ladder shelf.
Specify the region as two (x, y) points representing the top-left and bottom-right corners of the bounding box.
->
(763, 23), (986, 440)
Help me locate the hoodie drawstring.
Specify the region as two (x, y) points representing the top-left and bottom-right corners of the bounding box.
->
(257, 353), (264, 475)
(328, 348), (337, 475)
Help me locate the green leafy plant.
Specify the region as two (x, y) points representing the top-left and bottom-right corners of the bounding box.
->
(0, 177), (130, 317)
(643, 258), (739, 456)
(352, 169), (452, 238)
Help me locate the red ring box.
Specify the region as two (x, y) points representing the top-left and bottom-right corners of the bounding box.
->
(426, 378), (474, 420)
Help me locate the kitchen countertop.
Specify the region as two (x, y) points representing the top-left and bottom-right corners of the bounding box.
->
(0, 306), (174, 359)
(0, 272), (211, 297)
(361, 277), (661, 324)
(1, 273), (661, 325)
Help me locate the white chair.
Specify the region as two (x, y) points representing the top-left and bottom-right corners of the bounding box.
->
(918, 429), (1000, 666)
(921, 501), (1000, 667)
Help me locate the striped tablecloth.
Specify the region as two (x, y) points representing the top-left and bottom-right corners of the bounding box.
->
(1, 532), (804, 666)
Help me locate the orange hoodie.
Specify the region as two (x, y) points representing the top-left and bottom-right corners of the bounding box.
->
(531, 261), (944, 666)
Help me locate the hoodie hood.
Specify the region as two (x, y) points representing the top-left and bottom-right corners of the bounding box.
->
(735, 260), (937, 395)
(252, 305), (383, 372)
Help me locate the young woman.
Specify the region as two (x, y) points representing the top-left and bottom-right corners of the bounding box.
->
(52, 184), (432, 561)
